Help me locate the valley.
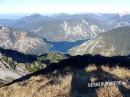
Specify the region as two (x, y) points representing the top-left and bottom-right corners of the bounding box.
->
(0, 13), (130, 97)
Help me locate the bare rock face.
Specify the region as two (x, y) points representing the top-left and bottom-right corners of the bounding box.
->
(0, 54), (27, 84)
(0, 26), (52, 55)
(69, 26), (130, 56)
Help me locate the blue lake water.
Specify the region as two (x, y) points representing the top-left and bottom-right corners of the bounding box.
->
(49, 40), (87, 53)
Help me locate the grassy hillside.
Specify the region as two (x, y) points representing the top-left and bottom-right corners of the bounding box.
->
(69, 26), (130, 56)
(0, 65), (130, 97)
(0, 54), (130, 97)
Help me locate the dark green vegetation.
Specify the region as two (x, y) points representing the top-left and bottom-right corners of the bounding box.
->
(25, 52), (69, 72)
(0, 48), (69, 73)
(38, 52), (69, 64)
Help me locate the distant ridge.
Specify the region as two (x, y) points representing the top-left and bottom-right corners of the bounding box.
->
(1, 13), (130, 42)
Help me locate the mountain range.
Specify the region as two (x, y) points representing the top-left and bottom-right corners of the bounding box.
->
(0, 13), (130, 97)
(0, 13), (130, 54)
(0, 13), (130, 42)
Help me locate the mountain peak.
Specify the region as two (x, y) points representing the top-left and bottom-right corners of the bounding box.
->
(118, 11), (130, 17)
(22, 14), (43, 20)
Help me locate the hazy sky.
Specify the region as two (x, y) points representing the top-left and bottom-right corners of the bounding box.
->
(0, 0), (130, 14)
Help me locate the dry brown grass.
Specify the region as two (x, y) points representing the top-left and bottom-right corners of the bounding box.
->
(96, 85), (123, 97)
(85, 64), (97, 72)
(102, 65), (130, 79)
(0, 74), (72, 97)
(0, 65), (130, 97)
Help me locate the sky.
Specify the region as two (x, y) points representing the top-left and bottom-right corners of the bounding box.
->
(0, 0), (130, 14)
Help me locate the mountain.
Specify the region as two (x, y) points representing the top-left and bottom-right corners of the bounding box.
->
(0, 47), (69, 86)
(1, 13), (130, 42)
(69, 26), (130, 56)
(9, 14), (98, 42)
(0, 26), (52, 55)
(0, 13), (130, 97)
(0, 54), (130, 97)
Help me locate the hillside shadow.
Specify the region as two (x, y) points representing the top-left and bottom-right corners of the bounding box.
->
(70, 68), (97, 97)
(6, 54), (130, 83)
(0, 47), (37, 63)
(70, 66), (130, 97)
(118, 83), (130, 97)
(4, 54), (130, 96)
